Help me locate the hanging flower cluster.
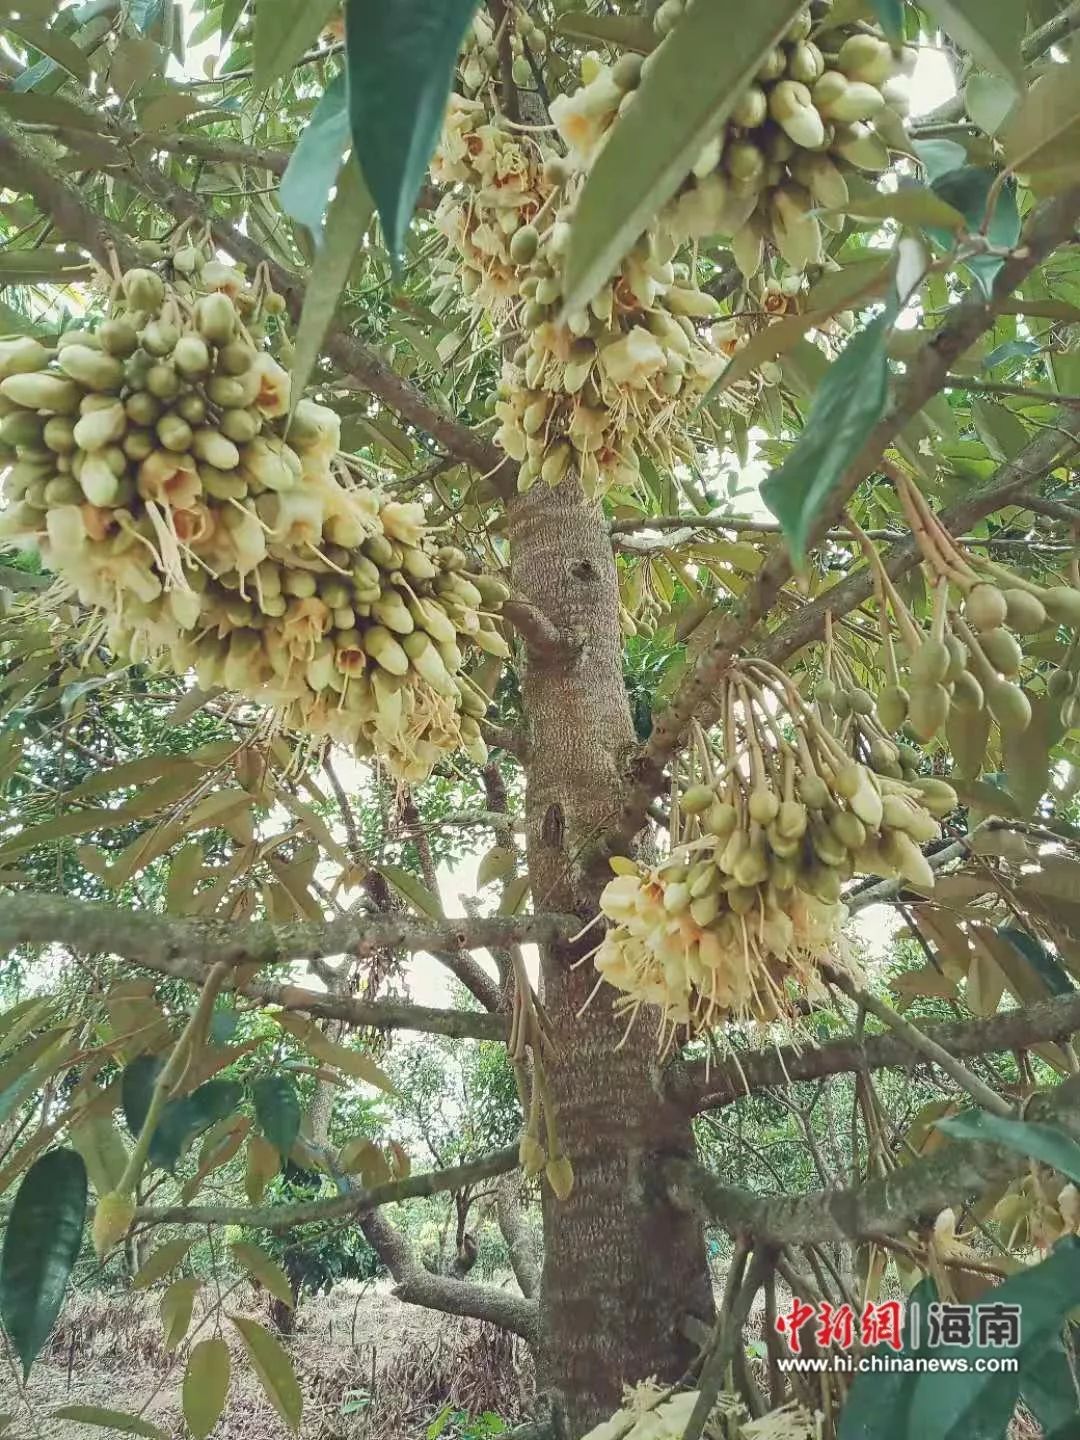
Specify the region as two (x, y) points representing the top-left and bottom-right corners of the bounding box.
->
(431, 29), (755, 501)
(591, 661), (957, 1043)
(0, 254), (508, 780)
(835, 473), (1080, 770)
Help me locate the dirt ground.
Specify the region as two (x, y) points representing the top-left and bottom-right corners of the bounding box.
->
(0, 1279), (534, 1439)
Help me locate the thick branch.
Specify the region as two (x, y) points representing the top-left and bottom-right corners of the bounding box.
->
(669, 991), (1080, 1115)
(496, 1172), (540, 1300)
(616, 185), (1080, 842)
(360, 1205), (538, 1342)
(0, 118), (144, 270)
(0, 890), (576, 969)
(663, 1075), (1080, 1246)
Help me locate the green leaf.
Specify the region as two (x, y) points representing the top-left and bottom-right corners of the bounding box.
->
(229, 1315), (303, 1432)
(0, 91), (101, 128)
(965, 73), (1018, 137)
(761, 304), (894, 563)
(868, 0), (904, 42)
(280, 74), (352, 241)
(132, 1236), (195, 1290)
(832, 184), (967, 232)
(477, 846), (516, 888)
(150, 1079), (243, 1173)
(1002, 54), (1080, 191)
(252, 1074), (301, 1160)
(254, 0), (340, 89)
(378, 864), (444, 919)
(2, 19), (91, 81)
(998, 926), (1074, 997)
(929, 167), (1020, 299)
(230, 1242), (294, 1308)
(902, 1238), (1080, 1437)
(936, 1109), (1080, 1183)
(915, 137), (968, 181)
(288, 157), (374, 408)
(343, 0), (480, 259)
(1020, 1335), (1080, 1434)
(121, 1053), (163, 1141)
(0, 1149), (87, 1378)
(49, 1408), (167, 1439)
(273, 1014), (395, 1093)
(561, 0), (801, 314)
(160, 1275), (201, 1351)
(553, 13), (655, 52)
(184, 1337), (231, 1440)
(921, 0), (1024, 85)
(498, 873), (532, 917)
(68, 1115), (129, 1198)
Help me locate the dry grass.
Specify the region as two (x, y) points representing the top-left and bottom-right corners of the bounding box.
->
(0, 1280), (534, 1439)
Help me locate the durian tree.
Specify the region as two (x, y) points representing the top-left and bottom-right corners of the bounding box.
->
(3, 0), (1080, 1436)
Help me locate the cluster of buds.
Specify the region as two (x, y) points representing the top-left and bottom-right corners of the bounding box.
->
(455, 6), (547, 99)
(844, 476), (1080, 772)
(646, 0), (914, 271)
(430, 42), (756, 501)
(0, 253), (508, 780)
(591, 662), (955, 1043)
(430, 95), (554, 319)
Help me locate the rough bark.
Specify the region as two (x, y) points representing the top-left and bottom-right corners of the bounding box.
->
(508, 480), (714, 1433)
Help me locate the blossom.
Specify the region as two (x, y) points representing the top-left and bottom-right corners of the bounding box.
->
(251, 352), (291, 419)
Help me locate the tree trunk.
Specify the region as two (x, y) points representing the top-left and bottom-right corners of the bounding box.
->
(509, 481), (714, 1434)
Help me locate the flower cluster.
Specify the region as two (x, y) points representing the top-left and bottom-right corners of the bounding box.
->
(0, 257), (508, 779)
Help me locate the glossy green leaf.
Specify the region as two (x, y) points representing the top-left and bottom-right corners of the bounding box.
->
(378, 864), (445, 919)
(929, 167), (1020, 298)
(561, 0), (802, 314)
(279, 74), (350, 241)
(0, 1149), (87, 1378)
(160, 1275), (201, 1350)
(936, 1109), (1080, 1182)
(839, 1277), (939, 1439)
(230, 1315), (303, 1432)
(230, 1242), (294, 1307)
(133, 1236), (195, 1290)
(121, 1053), (163, 1141)
(998, 926), (1074, 997)
(150, 1079), (243, 1173)
(903, 1238), (1080, 1437)
(2, 19), (90, 80)
(254, 0), (340, 89)
(184, 1337), (231, 1440)
(965, 73), (1017, 137)
(49, 1408), (167, 1439)
(252, 1074), (300, 1160)
(868, 0), (904, 42)
(343, 0), (481, 259)
(762, 304), (894, 563)
(921, 0), (1023, 84)
(288, 157), (374, 408)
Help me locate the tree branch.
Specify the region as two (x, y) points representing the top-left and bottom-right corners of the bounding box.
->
(360, 1204), (538, 1342)
(0, 891), (576, 970)
(662, 1074), (1080, 1247)
(496, 1172), (540, 1300)
(757, 407), (1080, 671)
(609, 513), (1074, 553)
(136, 1145), (519, 1229)
(0, 117), (145, 271)
(615, 185), (1080, 843)
(668, 991), (1080, 1116)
